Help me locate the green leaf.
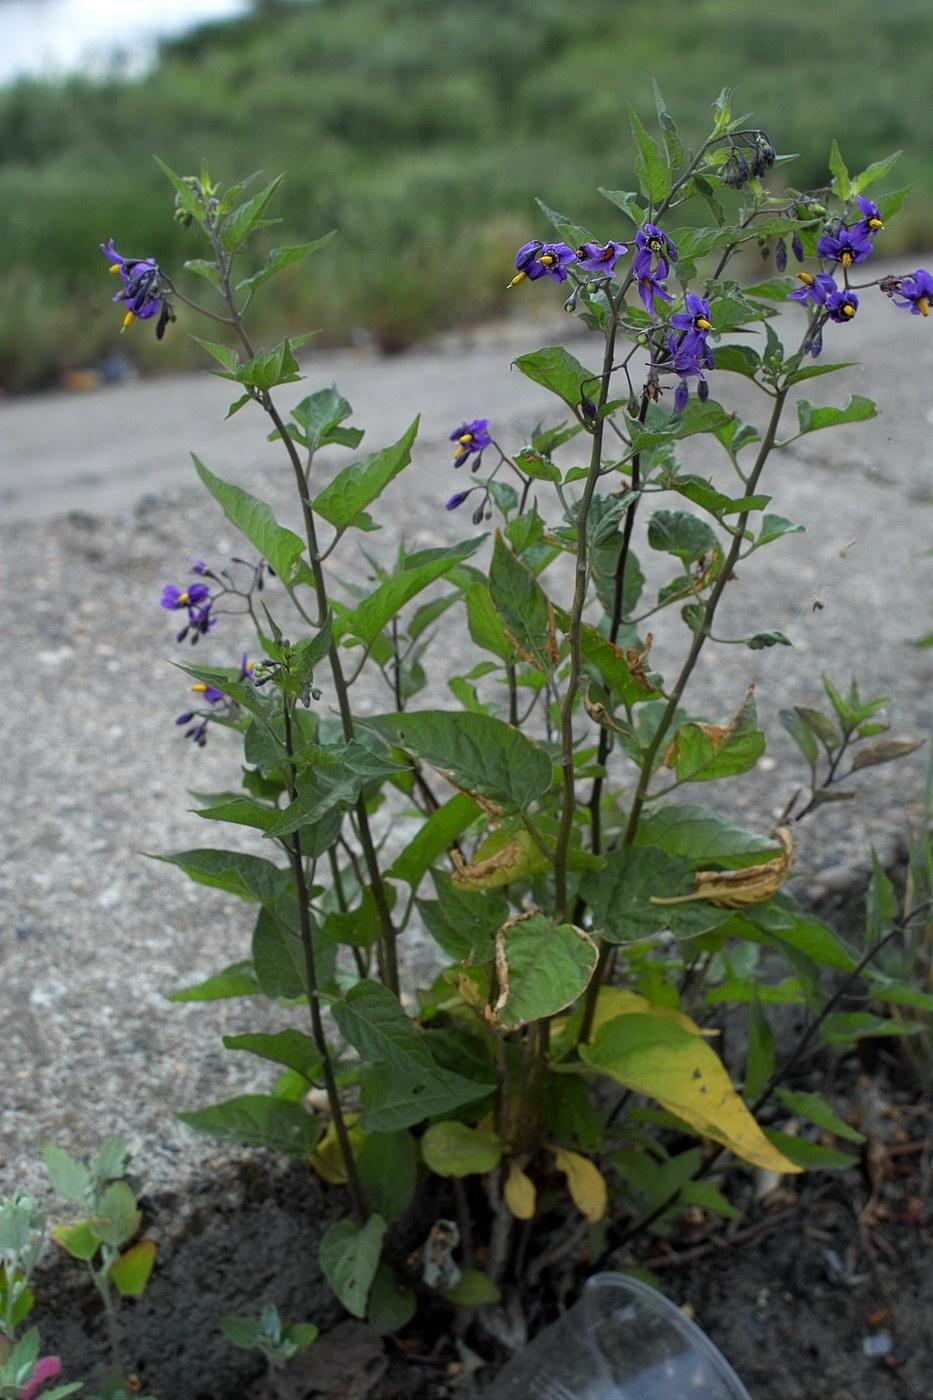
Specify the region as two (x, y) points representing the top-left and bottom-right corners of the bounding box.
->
(235, 337), (310, 392)
(252, 907), (309, 1000)
(512, 345), (597, 414)
(762, 1130), (856, 1171)
(629, 107), (670, 205)
(191, 335), (238, 372)
(313, 419), (418, 533)
(745, 998), (775, 1100)
(489, 530), (558, 672)
(648, 509), (719, 564)
(742, 275), (798, 301)
(679, 1179), (741, 1221)
(634, 804), (780, 866)
(43, 1145), (90, 1203)
(363, 710), (553, 812)
(176, 1095), (323, 1157)
(665, 688), (766, 783)
(819, 1012), (921, 1046)
(357, 1132), (418, 1224)
(598, 187), (646, 229)
(737, 899), (858, 973)
(222, 1030), (321, 1079)
(514, 447), (561, 483)
(628, 400), (732, 452)
(236, 234), (335, 294)
(711, 344), (761, 380)
(490, 914), (598, 1029)
(111, 1240), (157, 1298)
(90, 1182), (140, 1249)
(319, 1215), (386, 1319)
(220, 1315), (262, 1349)
(169, 960), (260, 1002)
(336, 537), (484, 646)
(828, 138), (851, 202)
(440, 1270), (500, 1306)
(149, 848), (288, 903)
(192, 796), (279, 832)
(775, 1089), (865, 1144)
(367, 1266), (416, 1336)
(746, 630), (792, 650)
(780, 709), (819, 768)
(220, 174), (284, 252)
(421, 1122), (502, 1177)
(50, 1220), (98, 1261)
(534, 197), (594, 250)
(193, 456), (305, 578)
(418, 868), (507, 965)
(796, 395), (877, 436)
(335, 982), (492, 1130)
(387, 793), (480, 886)
(581, 847), (726, 942)
(465, 582), (513, 661)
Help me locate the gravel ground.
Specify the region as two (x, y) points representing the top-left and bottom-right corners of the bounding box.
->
(2, 289), (932, 1203)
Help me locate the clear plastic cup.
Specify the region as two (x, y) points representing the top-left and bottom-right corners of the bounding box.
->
(481, 1271), (752, 1400)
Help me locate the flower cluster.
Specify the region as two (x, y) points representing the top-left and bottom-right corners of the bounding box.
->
(160, 577), (216, 644)
(450, 419), (492, 470)
(101, 239), (174, 338)
(509, 236), (633, 289)
(175, 654), (255, 747)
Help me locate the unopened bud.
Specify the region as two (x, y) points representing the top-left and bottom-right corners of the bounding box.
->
(775, 238), (787, 272)
(563, 290), (578, 313)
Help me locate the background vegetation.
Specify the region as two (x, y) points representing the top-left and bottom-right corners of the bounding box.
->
(4, 0), (931, 391)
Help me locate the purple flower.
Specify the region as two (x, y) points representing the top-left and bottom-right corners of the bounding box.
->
(788, 272), (837, 308)
(853, 196), (884, 238)
(825, 288), (859, 323)
(816, 225), (873, 268)
(575, 239), (628, 276)
(160, 582), (210, 612)
(509, 240), (575, 286)
(101, 239), (173, 337)
(18, 1356), (63, 1400)
(188, 682), (225, 705)
(445, 490), (473, 511)
(633, 224), (678, 281)
(667, 334), (714, 379)
(450, 418), (492, 470)
(889, 268), (933, 316)
(637, 274), (675, 316)
(669, 294), (713, 358)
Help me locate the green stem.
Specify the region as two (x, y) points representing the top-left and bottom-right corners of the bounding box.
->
(283, 704), (368, 1221)
(207, 219), (400, 996)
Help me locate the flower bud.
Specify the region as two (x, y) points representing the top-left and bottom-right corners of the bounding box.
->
(775, 238), (787, 272)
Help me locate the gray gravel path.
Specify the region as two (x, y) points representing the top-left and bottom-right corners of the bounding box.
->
(2, 291), (932, 1200)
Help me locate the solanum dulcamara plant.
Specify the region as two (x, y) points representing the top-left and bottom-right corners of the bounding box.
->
(107, 94), (929, 1333)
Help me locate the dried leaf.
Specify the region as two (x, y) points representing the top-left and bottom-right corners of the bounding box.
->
(849, 739), (923, 772)
(626, 632), (656, 692)
(665, 682), (755, 766)
(504, 1159), (537, 1220)
(650, 827), (793, 909)
(451, 829), (550, 891)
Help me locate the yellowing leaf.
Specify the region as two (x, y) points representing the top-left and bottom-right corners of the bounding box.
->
(504, 1160), (537, 1220)
(581, 1013), (801, 1174)
(309, 1115), (364, 1184)
(589, 986), (716, 1039)
(650, 827), (794, 909)
(552, 1146), (608, 1222)
(111, 1239), (158, 1297)
(451, 828), (551, 892)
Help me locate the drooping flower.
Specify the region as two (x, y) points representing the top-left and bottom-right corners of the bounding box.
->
(788, 271), (837, 308)
(825, 287), (859, 323)
(18, 1356), (63, 1400)
(575, 239), (628, 276)
(450, 419), (492, 470)
(816, 224), (874, 268)
(101, 239), (173, 337)
(667, 334), (715, 379)
(633, 224), (679, 281)
(637, 274), (675, 316)
(509, 241), (575, 286)
(852, 195), (884, 238)
(888, 268), (933, 316)
(669, 294), (713, 358)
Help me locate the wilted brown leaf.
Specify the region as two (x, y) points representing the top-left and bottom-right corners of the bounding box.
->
(650, 826), (794, 909)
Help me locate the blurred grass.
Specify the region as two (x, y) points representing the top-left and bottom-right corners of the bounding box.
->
(2, 0), (931, 391)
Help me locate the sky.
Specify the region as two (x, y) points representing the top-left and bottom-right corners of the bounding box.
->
(0, 0), (251, 83)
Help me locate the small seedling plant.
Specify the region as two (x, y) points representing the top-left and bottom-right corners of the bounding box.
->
(110, 90), (930, 1331)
